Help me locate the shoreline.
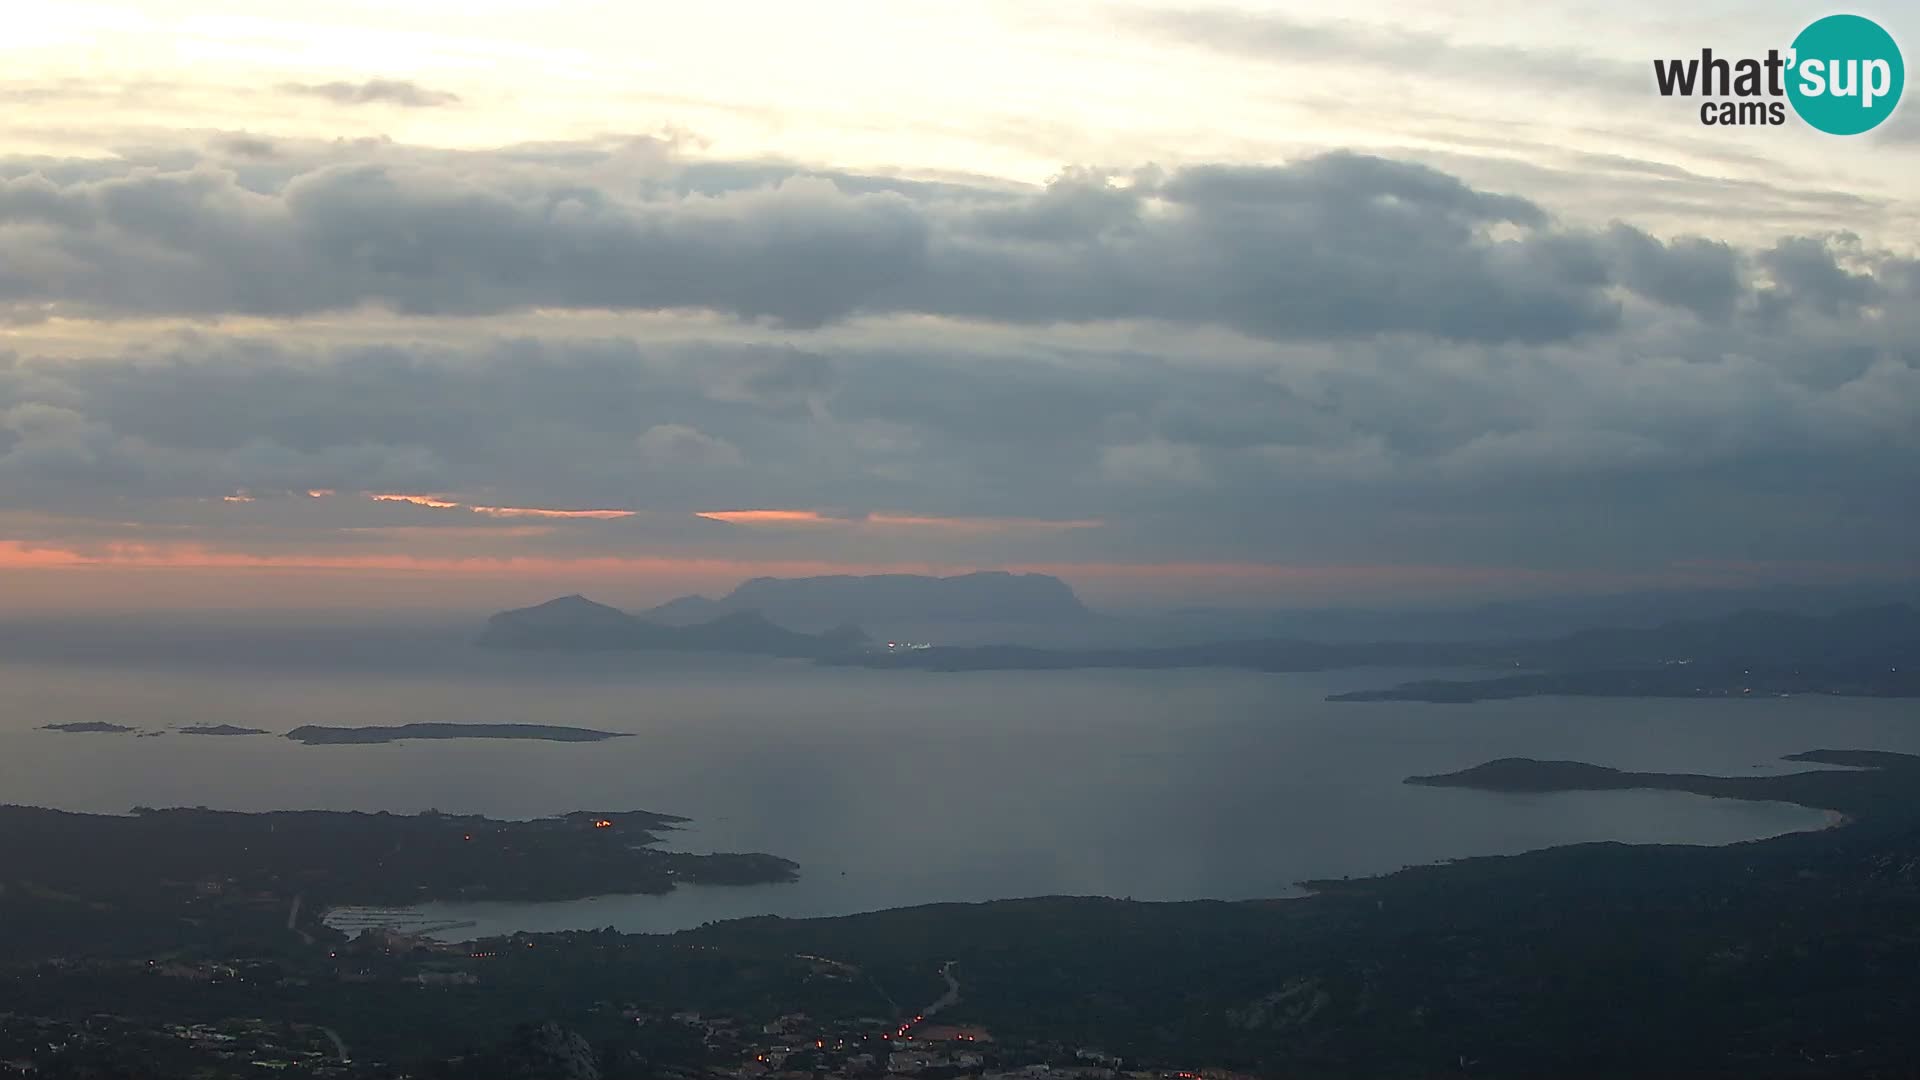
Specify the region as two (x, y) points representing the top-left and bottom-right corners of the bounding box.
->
(367, 790), (1833, 943)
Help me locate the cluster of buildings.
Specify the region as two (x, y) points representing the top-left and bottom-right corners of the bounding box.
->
(6, 929), (1260, 1080)
(682, 1009), (1252, 1080)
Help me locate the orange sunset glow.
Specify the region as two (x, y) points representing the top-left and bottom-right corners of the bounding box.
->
(367, 494), (634, 519)
(4, 536), (1905, 615)
(695, 510), (840, 526)
(697, 510), (1106, 534)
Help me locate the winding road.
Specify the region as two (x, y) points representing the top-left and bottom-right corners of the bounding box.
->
(922, 961), (962, 1017)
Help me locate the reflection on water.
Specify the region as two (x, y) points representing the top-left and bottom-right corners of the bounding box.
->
(2, 656), (1902, 938)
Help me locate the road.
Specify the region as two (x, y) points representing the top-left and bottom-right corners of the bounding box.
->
(286, 894), (314, 946)
(318, 1026), (350, 1064)
(922, 961), (961, 1017)
(889, 962), (963, 1041)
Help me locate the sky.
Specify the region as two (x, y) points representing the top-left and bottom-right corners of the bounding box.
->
(0, 0), (1915, 613)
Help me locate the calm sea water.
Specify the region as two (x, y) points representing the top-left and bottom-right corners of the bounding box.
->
(1, 650), (1903, 937)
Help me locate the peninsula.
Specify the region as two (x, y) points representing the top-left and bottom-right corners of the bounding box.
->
(0, 804), (796, 965)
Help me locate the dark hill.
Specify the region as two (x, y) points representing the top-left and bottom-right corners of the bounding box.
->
(640, 571), (1093, 630)
(478, 597), (864, 659)
(1518, 603), (1920, 669)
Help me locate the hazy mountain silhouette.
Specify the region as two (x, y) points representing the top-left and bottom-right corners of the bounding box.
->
(1517, 603), (1920, 668)
(478, 591), (1917, 701)
(477, 595), (866, 658)
(640, 571), (1094, 631)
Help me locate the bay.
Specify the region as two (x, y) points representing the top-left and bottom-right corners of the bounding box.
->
(0, 652), (1896, 937)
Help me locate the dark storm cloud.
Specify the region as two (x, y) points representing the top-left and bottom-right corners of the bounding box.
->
(279, 79), (462, 108)
(0, 145), (1825, 345)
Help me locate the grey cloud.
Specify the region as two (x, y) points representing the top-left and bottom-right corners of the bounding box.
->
(969, 166), (1149, 242)
(1099, 440), (1214, 489)
(0, 163), (932, 325)
(692, 345), (837, 412)
(0, 147), (1789, 345)
(1, 302), (1915, 569)
(0, 402), (141, 494)
(1161, 156), (1547, 228)
(1604, 225), (1742, 320)
(213, 135), (279, 160)
(0, 138), (1915, 572)
(279, 79), (461, 108)
(635, 424), (746, 471)
(1758, 234), (1879, 316)
(924, 154), (1630, 343)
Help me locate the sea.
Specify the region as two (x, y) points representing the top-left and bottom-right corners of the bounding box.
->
(2, 643), (1906, 938)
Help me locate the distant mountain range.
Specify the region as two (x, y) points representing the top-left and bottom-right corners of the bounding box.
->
(640, 571), (1094, 631)
(478, 595), (867, 659)
(1512, 603), (1920, 669)
(478, 574), (1918, 702)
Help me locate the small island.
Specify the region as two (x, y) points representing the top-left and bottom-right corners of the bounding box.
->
(40, 721), (136, 734)
(285, 722), (628, 745)
(180, 724), (268, 736)
(1405, 748), (1920, 821)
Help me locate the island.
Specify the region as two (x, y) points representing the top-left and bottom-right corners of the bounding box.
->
(285, 722), (628, 745)
(179, 724), (268, 736)
(1403, 748), (1919, 820)
(39, 720), (136, 733)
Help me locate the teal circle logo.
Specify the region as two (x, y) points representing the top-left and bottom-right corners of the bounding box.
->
(1787, 14), (1904, 134)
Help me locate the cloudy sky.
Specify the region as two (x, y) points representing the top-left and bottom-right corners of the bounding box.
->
(1, 0), (1915, 612)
